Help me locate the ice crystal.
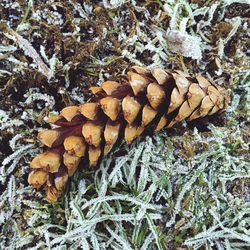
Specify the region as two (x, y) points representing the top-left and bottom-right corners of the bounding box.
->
(4, 27), (49, 77)
(165, 30), (202, 60)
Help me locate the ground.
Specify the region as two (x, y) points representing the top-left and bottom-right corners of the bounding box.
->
(0, 0), (249, 249)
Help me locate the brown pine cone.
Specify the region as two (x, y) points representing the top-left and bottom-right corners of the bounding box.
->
(28, 66), (230, 202)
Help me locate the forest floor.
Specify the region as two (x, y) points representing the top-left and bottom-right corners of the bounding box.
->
(0, 1), (249, 249)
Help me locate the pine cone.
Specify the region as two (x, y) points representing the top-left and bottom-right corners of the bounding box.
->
(28, 66), (230, 202)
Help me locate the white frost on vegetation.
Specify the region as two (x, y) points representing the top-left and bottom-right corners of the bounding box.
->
(4, 27), (49, 77)
(222, 0), (250, 6)
(103, 0), (129, 9)
(69, 0), (93, 20)
(1, 111), (250, 249)
(33, 7), (64, 25)
(70, 87), (86, 103)
(218, 17), (242, 59)
(0, 141), (36, 183)
(0, 110), (24, 131)
(0, 45), (17, 52)
(25, 88), (55, 109)
(165, 30), (202, 60)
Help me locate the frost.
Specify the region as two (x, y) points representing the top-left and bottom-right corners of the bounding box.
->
(0, 68), (11, 76)
(218, 17), (242, 59)
(1, 144), (35, 183)
(122, 50), (144, 66)
(141, 233), (155, 250)
(0, 45), (16, 52)
(197, 3), (218, 30)
(70, 87), (86, 103)
(165, 30), (202, 60)
(222, 0), (250, 6)
(168, 1), (195, 30)
(0, 110), (24, 131)
(0, 110), (8, 122)
(146, 214), (164, 250)
(4, 26), (49, 77)
(33, 8), (64, 25)
(47, 54), (59, 81)
(103, 0), (129, 9)
(69, 1), (93, 20)
(80, 194), (164, 211)
(1, 112), (250, 248)
(24, 89), (55, 109)
(106, 226), (133, 250)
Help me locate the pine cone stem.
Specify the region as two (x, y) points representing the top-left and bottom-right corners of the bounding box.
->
(28, 66), (230, 202)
